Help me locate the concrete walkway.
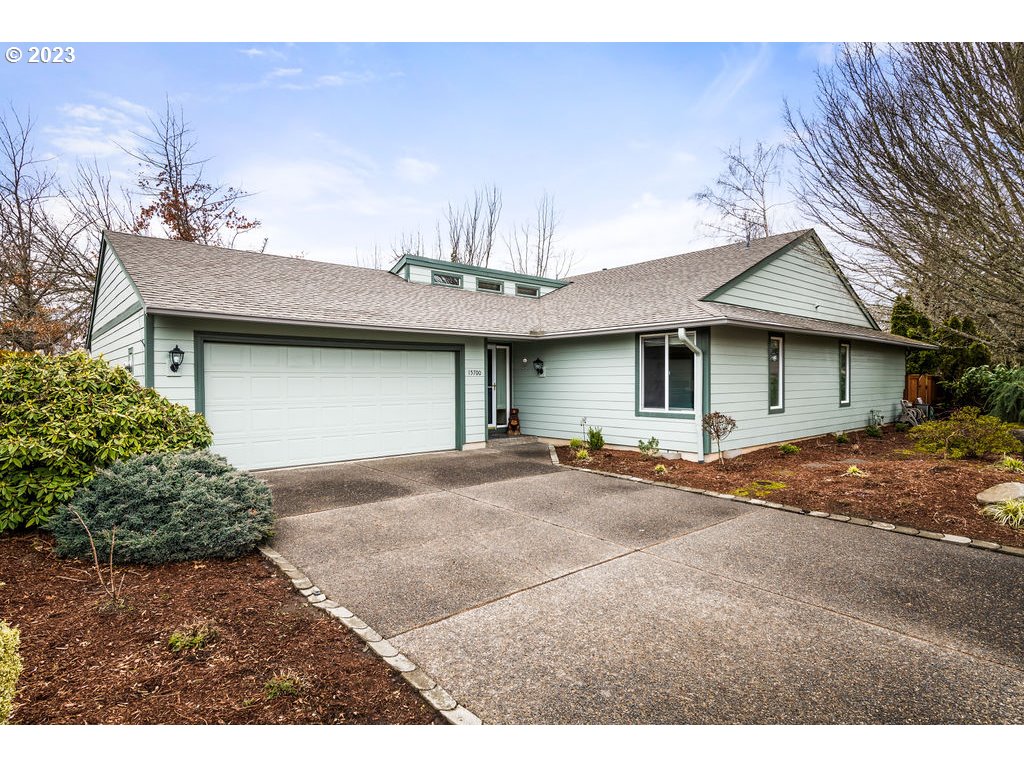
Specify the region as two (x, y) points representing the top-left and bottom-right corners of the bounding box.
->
(260, 445), (1024, 724)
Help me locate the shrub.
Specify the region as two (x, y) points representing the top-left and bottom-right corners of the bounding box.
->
(0, 351), (213, 532)
(986, 367), (1024, 424)
(894, 421), (910, 433)
(653, 464), (667, 475)
(574, 448), (590, 461)
(910, 407), (1023, 459)
(0, 621), (22, 724)
(779, 443), (801, 456)
(586, 426), (605, 451)
(50, 450), (273, 565)
(568, 437), (585, 451)
(844, 465), (867, 477)
(835, 432), (850, 445)
(995, 455), (1024, 474)
(983, 498), (1024, 528)
(168, 622), (218, 653)
(638, 436), (660, 458)
(265, 672), (303, 700)
(702, 412), (738, 465)
(864, 425), (883, 439)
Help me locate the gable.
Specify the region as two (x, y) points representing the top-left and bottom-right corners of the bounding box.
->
(88, 241), (144, 348)
(704, 234), (876, 329)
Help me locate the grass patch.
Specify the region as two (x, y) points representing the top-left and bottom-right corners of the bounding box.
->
(264, 672), (303, 700)
(732, 480), (787, 498)
(167, 622), (218, 653)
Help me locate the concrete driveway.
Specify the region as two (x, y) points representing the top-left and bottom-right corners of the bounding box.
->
(260, 444), (1024, 724)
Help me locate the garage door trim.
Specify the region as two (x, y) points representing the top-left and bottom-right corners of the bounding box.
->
(192, 330), (466, 450)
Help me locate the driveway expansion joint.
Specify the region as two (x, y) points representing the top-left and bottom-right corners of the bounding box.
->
(258, 545), (483, 725)
(546, 449), (1022, 559)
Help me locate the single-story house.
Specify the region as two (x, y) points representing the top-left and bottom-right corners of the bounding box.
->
(87, 228), (932, 470)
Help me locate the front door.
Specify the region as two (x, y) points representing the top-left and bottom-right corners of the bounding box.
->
(486, 344), (510, 429)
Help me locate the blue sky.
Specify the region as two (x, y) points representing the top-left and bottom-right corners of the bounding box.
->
(0, 42), (833, 271)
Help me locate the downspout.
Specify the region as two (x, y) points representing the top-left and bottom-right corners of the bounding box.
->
(677, 328), (704, 463)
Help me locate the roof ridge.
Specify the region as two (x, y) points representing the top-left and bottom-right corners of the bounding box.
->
(566, 229), (811, 280)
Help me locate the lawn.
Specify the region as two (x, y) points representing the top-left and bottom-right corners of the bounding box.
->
(557, 427), (1024, 549)
(0, 533), (442, 724)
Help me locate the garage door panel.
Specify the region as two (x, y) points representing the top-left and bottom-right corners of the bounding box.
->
(204, 342), (458, 470)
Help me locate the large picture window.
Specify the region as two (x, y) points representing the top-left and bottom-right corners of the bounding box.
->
(768, 335), (784, 412)
(640, 333), (694, 412)
(839, 342), (851, 406)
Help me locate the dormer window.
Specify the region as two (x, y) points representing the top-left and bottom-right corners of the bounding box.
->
(431, 271), (462, 288)
(515, 284), (540, 298)
(477, 278), (503, 293)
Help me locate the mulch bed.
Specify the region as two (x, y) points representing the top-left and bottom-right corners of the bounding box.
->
(557, 428), (1024, 549)
(0, 533), (443, 724)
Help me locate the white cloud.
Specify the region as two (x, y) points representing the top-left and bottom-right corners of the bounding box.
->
(239, 47), (286, 60)
(46, 96), (149, 159)
(226, 68), (393, 93)
(561, 193), (716, 273)
(268, 67), (302, 79)
(695, 44), (772, 116)
(799, 42), (838, 65)
(394, 157), (439, 185)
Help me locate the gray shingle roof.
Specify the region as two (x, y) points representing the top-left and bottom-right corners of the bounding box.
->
(103, 229), (929, 348)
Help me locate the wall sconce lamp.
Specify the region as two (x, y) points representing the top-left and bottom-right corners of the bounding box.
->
(533, 358), (545, 376)
(169, 345), (185, 373)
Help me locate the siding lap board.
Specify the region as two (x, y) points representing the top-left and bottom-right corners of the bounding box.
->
(712, 239), (874, 328)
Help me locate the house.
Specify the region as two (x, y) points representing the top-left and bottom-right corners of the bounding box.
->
(87, 228), (932, 470)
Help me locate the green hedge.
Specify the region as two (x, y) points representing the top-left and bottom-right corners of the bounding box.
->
(50, 450), (274, 564)
(0, 351), (212, 532)
(910, 407), (1023, 459)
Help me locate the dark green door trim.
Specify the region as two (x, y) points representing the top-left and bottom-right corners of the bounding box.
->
(193, 330), (467, 450)
(144, 314), (155, 388)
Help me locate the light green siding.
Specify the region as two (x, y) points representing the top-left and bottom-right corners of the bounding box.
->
(712, 238), (874, 328)
(150, 316), (487, 445)
(89, 250), (145, 384)
(511, 334), (700, 453)
(709, 325), (905, 451)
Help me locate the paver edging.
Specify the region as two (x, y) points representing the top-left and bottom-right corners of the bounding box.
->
(258, 545), (483, 725)
(544, 445), (1021, 560)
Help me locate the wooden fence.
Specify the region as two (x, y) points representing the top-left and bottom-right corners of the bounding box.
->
(904, 374), (935, 405)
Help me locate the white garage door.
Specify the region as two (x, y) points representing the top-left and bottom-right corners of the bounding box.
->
(203, 342), (457, 470)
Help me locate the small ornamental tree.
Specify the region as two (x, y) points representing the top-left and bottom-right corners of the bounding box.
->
(702, 412), (738, 465)
(0, 350), (213, 531)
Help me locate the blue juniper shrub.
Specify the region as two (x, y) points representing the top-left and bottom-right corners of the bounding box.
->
(50, 450), (274, 565)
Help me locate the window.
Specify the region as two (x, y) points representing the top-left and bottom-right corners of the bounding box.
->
(515, 284), (540, 298)
(768, 335), (784, 412)
(477, 278), (503, 293)
(432, 271), (462, 288)
(639, 333), (694, 412)
(839, 342), (851, 406)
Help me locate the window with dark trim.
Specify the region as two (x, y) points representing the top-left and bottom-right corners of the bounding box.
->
(768, 335), (784, 412)
(432, 271), (462, 287)
(639, 333), (695, 411)
(477, 278), (503, 293)
(515, 284), (540, 298)
(839, 342), (851, 406)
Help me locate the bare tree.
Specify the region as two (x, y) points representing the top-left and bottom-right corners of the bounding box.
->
(786, 42), (1024, 361)
(0, 109), (90, 352)
(694, 141), (786, 243)
(506, 192), (576, 278)
(126, 100), (261, 247)
(443, 185), (502, 266)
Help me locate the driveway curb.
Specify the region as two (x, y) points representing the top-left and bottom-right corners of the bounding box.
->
(258, 545), (483, 725)
(547, 445), (1024, 559)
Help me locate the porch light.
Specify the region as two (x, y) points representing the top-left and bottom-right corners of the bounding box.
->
(533, 358), (545, 376)
(169, 345), (185, 372)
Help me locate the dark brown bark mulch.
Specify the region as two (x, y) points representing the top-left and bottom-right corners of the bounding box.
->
(558, 428), (1024, 548)
(0, 534), (443, 724)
